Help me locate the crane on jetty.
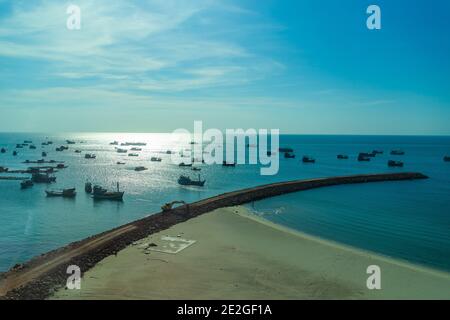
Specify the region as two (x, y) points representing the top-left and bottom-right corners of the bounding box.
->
(161, 200), (188, 212)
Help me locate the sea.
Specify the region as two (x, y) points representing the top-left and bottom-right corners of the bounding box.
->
(0, 133), (449, 272)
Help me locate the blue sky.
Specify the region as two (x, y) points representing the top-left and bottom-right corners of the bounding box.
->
(0, 0), (449, 134)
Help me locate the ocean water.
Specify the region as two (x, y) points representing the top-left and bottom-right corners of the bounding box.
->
(0, 133), (449, 272)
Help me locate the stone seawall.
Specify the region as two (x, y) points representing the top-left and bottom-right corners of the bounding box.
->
(0, 172), (428, 299)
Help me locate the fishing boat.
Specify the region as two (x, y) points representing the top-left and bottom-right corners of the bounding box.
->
(337, 154), (349, 159)
(24, 140), (32, 144)
(390, 150), (405, 156)
(443, 156), (450, 162)
(388, 160), (404, 167)
(284, 152), (295, 159)
(20, 180), (34, 189)
(42, 152), (47, 157)
(85, 153), (96, 159)
(279, 147), (294, 153)
(372, 150), (383, 155)
(121, 142), (146, 146)
(358, 154), (371, 162)
(92, 183), (124, 201)
(116, 148), (127, 153)
(13, 151), (18, 156)
(31, 172), (56, 183)
(66, 140), (76, 144)
(16, 144), (23, 149)
(359, 152), (376, 158)
(116, 161), (125, 165)
(130, 147), (142, 151)
(134, 166), (147, 171)
(85, 182), (92, 193)
(150, 157), (162, 162)
(29, 145), (36, 149)
(302, 156), (316, 163)
(56, 163), (67, 169)
(1, 148), (6, 153)
(178, 174), (205, 187)
(110, 141), (119, 145)
(74, 150), (81, 153)
(0, 166), (7, 173)
(222, 161), (236, 167)
(45, 188), (76, 198)
(179, 162), (192, 167)
(128, 153), (139, 157)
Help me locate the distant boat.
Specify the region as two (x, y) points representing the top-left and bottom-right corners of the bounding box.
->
(74, 150), (82, 153)
(279, 147), (294, 153)
(85, 153), (96, 159)
(32, 173), (56, 183)
(359, 152), (376, 158)
(390, 150), (405, 156)
(46, 188), (76, 198)
(222, 161), (236, 167)
(1, 148), (6, 153)
(179, 162), (192, 167)
(128, 153), (139, 157)
(85, 182), (92, 193)
(444, 156), (450, 162)
(56, 163), (68, 169)
(92, 183), (124, 201)
(178, 174), (205, 187)
(358, 154), (370, 162)
(388, 160), (404, 167)
(42, 152), (47, 157)
(16, 144), (23, 149)
(302, 156), (316, 163)
(29, 145), (36, 150)
(55, 146), (66, 152)
(337, 154), (349, 159)
(284, 152), (295, 159)
(116, 161), (125, 165)
(24, 140), (32, 144)
(166, 150), (174, 154)
(13, 151), (18, 156)
(121, 142), (146, 146)
(116, 148), (127, 153)
(134, 166), (147, 171)
(66, 140), (76, 144)
(20, 180), (34, 189)
(372, 150), (383, 155)
(110, 141), (119, 145)
(150, 157), (162, 162)
(131, 147), (142, 151)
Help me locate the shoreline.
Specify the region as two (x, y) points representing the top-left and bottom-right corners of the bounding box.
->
(239, 208), (450, 280)
(53, 206), (450, 300)
(0, 172), (431, 299)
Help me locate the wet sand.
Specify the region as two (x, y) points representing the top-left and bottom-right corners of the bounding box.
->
(52, 206), (450, 300)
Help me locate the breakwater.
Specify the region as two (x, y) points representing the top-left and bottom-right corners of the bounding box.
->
(0, 172), (428, 299)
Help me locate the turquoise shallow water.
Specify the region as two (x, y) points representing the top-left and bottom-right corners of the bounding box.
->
(0, 133), (449, 272)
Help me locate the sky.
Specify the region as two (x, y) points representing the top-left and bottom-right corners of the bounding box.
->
(0, 0), (449, 134)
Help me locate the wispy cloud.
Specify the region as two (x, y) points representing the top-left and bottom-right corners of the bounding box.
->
(0, 0), (281, 95)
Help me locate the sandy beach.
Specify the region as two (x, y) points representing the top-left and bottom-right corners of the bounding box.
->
(52, 206), (450, 300)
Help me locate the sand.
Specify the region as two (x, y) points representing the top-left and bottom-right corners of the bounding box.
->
(51, 206), (450, 300)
